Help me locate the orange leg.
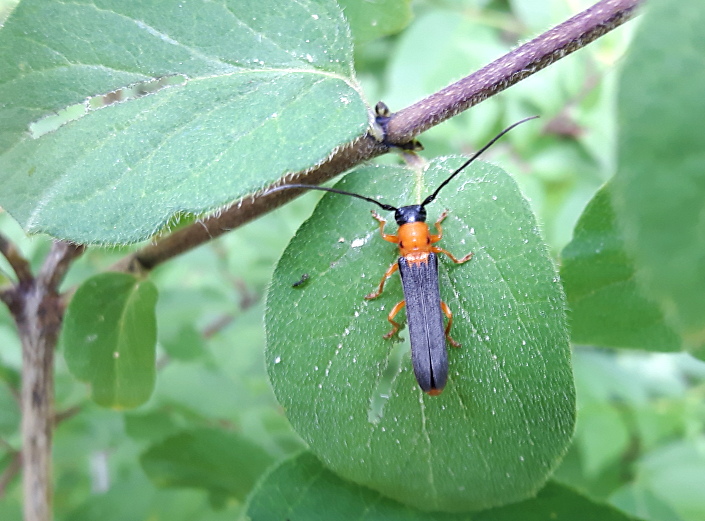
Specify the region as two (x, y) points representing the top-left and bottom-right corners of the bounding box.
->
(434, 247), (473, 264)
(371, 211), (399, 244)
(430, 211), (473, 263)
(383, 300), (406, 339)
(429, 210), (449, 243)
(440, 300), (461, 348)
(366, 211), (401, 300)
(365, 261), (398, 300)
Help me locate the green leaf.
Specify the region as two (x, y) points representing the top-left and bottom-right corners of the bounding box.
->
(245, 452), (463, 521)
(338, 0), (413, 43)
(575, 402), (630, 479)
(632, 440), (705, 521)
(561, 184), (681, 350)
(0, 0), (369, 244)
(611, 483), (684, 521)
(612, 0), (705, 352)
(124, 410), (181, 443)
(245, 452), (643, 520)
(474, 481), (644, 521)
(61, 272), (157, 408)
(140, 428), (274, 501)
(265, 159), (575, 512)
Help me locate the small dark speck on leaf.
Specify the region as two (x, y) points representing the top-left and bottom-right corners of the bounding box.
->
(292, 273), (310, 288)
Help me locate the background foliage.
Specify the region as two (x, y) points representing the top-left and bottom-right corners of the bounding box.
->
(1, 0), (704, 520)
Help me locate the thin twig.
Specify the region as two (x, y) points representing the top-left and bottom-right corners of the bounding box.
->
(0, 233), (32, 283)
(54, 406), (81, 426)
(37, 242), (85, 293)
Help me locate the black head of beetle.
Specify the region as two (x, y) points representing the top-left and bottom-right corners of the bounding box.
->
(394, 205), (426, 225)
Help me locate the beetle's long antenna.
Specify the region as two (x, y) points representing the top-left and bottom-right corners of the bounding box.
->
(265, 184), (398, 212)
(420, 115), (538, 208)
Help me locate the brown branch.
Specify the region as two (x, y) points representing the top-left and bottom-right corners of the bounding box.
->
(0, 286), (14, 309)
(386, 0), (642, 142)
(0, 233), (32, 283)
(1, 241), (85, 521)
(54, 405), (82, 426)
(37, 242), (85, 293)
(110, 0), (640, 275)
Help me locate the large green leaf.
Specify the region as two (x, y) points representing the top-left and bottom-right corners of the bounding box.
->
(61, 272), (157, 408)
(140, 428), (274, 501)
(245, 452), (643, 520)
(0, 0), (368, 244)
(265, 159), (575, 512)
(561, 184), (681, 350)
(612, 0), (705, 354)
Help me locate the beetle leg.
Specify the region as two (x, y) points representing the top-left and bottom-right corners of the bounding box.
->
(383, 300), (406, 339)
(365, 261), (398, 300)
(371, 211), (399, 244)
(429, 210), (448, 243)
(434, 247), (473, 264)
(440, 300), (461, 348)
(430, 212), (473, 263)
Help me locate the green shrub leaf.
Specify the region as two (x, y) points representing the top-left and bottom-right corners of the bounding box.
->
(141, 428), (273, 501)
(612, 0), (705, 352)
(61, 272), (157, 408)
(265, 159), (575, 512)
(0, 0), (368, 244)
(561, 184), (681, 350)
(245, 452), (643, 520)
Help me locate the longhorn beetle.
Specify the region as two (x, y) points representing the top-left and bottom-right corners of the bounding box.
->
(267, 116), (537, 395)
